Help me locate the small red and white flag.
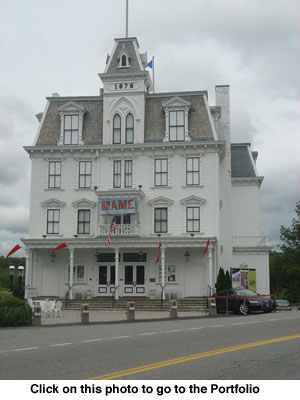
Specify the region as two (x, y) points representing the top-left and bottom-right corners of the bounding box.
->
(5, 244), (22, 259)
(201, 239), (210, 257)
(105, 216), (117, 246)
(155, 241), (162, 263)
(50, 242), (68, 253)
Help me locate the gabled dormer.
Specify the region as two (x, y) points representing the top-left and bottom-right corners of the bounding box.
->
(162, 97), (191, 142)
(57, 101), (86, 145)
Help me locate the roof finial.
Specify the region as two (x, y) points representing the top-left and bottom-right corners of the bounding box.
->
(126, 0), (129, 38)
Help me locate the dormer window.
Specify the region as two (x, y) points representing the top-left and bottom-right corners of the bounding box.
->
(117, 44), (130, 68)
(125, 113), (134, 144)
(58, 101), (85, 146)
(162, 97), (191, 143)
(113, 113), (121, 144)
(121, 54), (128, 67)
(169, 110), (184, 141)
(64, 115), (79, 144)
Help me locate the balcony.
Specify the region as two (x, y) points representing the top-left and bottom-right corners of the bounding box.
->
(232, 235), (267, 247)
(98, 224), (137, 236)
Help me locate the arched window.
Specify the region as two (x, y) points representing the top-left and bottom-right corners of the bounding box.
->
(113, 114), (121, 144)
(121, 54), (127, 67)
(125, 113), (134, 144)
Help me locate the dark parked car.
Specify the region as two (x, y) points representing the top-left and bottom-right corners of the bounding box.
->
(275, 299), (292, 311)
(214, 289), (274, 315)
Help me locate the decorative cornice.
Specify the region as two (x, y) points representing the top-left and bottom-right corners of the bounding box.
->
(232, 177), (264, 187)
(72, 198), (96, 208)
(58, 101), (86, 112)
(21, 236), (217, 249)
(148, 196), (174, 206)
(180, 195), (207, 206)
(233, 246), (271, 254)
(41, 198), (66, 209)
(24, 140), (225, 155)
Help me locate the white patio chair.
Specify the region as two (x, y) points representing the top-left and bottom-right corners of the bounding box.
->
(54, 301), (63, 317)
(27, 298), (34, 309)
(42, 300), (52, 318)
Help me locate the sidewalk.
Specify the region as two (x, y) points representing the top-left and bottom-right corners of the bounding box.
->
(41, 309), (207, 325)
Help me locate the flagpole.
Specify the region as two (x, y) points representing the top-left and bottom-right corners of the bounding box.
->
(126, 0), (129, 38)
(152, 56), (155, 93)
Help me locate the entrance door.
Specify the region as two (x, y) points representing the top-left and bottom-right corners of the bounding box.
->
(98, 265), (115, 296)
(123, 265), (146, 296)
(185, 265), (205, 297)
(41, 265), (58, 296)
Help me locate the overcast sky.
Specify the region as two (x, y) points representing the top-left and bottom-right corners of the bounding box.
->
(0, 0), (299, 256)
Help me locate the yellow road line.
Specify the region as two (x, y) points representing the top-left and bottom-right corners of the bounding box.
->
(87, 333), (300, 380)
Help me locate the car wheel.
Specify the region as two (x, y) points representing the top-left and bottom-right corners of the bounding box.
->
(239, 302), (248, 315)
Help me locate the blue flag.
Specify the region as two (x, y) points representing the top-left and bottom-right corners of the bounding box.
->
(147, 59), (153, 68)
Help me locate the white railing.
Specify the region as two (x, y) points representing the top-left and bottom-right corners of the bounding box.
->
(99, 224), (136, 236)
(232, 235), (267, 247)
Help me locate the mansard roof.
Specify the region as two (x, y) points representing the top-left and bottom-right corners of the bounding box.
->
(145, 92), (214, 142)
(35, 90), (215, 146)
(104, 37), (146, 76)
(231, 144), (257, 178)
(37, 97), (103, 146)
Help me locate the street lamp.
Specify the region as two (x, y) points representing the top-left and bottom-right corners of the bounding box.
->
(18, 266), (25, 298)
(9, 265), (15, 292)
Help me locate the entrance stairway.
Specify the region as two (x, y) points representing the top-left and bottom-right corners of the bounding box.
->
(63, 297), (208, 312)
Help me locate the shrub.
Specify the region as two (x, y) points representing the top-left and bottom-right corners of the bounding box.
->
(0, 288), (13, 301)
(0, 296), (32, 327)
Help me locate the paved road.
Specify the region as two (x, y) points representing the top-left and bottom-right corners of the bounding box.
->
(0, 311), (299, 380)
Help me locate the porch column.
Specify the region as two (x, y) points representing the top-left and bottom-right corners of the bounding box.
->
(208, 245), (213, 295)
(115, 247), (119, 300)
(24, 248), (32, 299)
(69, 247), (74, 300)
(161, 246), (166, 300)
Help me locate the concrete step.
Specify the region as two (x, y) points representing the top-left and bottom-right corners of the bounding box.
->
(61, 297), (208, 311)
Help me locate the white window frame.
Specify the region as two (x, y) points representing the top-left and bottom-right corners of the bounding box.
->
(68, 265), (86, 284)
(47, 209), (60, 234)
(186, 157), (200, 185)
(186, 206), (200, 232)
(58, 101), (85, 146)
(124, 160), (133, 188)
(113, 160), (122, 188)
(77, 209), (91, 235)
(162, 97), (191, 143)
(48, 161), (61, 188)
(79, 161), (92, 188)
(125, 113), (134, 144)
(154, 207), (168, 233)
(113, 113), (121, 144)
(155, 159), (168, 186)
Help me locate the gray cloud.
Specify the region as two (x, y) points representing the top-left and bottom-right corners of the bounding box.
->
(0, 0), (299, 254)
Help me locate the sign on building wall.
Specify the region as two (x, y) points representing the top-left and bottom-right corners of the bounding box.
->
(99, 198), (136, 215)
(249, 269), (256, 292)
(232, 268), (241, 289)
(231, 267), (256, 291)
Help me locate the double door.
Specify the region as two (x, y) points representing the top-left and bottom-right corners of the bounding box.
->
(123, 265), (146, 296)
(98, 265), (116, 296)
(98, 264), (146, 297)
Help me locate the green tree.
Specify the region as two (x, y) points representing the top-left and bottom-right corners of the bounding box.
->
(269, 202), (300, 303)
(280, 201), (300, 265)
(0, 256), (26, 298)
(215, 267), (231, 291)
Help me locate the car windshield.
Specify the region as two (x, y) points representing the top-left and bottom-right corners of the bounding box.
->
(276, 300), (289, 304)
(234, 289), (259, 297)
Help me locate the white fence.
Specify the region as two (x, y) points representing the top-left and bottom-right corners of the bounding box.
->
(232, 235), (267, 247)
